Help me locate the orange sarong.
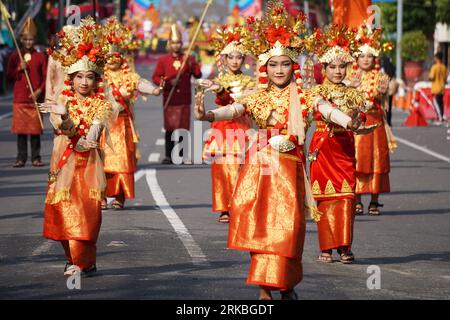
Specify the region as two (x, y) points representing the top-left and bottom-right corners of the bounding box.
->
(61, 240), (96, 270)
(103, 112), (136, 199)
(355, 107), (390, 194)
(44, 154), (102, 269)
(228, 141), (306, 291)
(316, 198), (355, 251)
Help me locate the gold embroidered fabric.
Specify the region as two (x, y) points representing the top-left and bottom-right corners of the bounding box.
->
(104, 68), (140, 103)
(215, 73), (255, 94)
(306, 79), (365, 116)
(243, 86), (293, 128)
(67, 96), (112, 130)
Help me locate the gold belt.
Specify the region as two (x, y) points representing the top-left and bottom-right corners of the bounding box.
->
(266, 127), (288, 135)
(315, 121), (347, 133)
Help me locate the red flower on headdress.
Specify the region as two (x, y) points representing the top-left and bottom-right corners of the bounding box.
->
(361, 36), (372, 45)
(88, 47), (100, 62)
(77, 43), (93, 59)
(227, 33), (241, 44)
(329, 36), (349, 49)
(259, 77), (268, 84)
(246, 16), (255, 24)
(77, 43), (100, 62)
(314, 28), (323, 40)
(267, 26), (291, 46)
(274, 7), (284, 15)
(259, 65), (267, 72)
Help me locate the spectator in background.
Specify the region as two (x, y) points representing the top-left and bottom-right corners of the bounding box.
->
(380, 55), (396, 126)
(429, 52), (448, 125)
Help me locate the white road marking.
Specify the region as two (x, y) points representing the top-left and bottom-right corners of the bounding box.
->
(31, 240), (53, 256)
(0, 112), (12, 121)
(148, 153), (160, 163)
(145, 169), (209, 266)
(155, 138), (165, 146)
(107, 241), (128, 247)
(396, 136), (450, 164)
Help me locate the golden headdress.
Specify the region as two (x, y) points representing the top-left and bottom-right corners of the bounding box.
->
(51, 17), (109, 75)
(354, 23), (383, 57)
(311, 24), (359, 64)
(20, 17), (37, 37)
(211, 24), (247, 56)
(240, 0), (308, 65)
(104, 16), (140, 55)
(169, 24), (182, 42)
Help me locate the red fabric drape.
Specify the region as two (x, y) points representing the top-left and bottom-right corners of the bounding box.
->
(332, 0), (371, 28)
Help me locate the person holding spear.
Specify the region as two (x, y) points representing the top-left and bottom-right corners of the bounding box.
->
(6, 16), (47, 168)
(152, 23), (203, 164)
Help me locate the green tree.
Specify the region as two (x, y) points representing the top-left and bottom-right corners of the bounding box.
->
(380, 0), (450, 37)
(436, 0), (450, 24)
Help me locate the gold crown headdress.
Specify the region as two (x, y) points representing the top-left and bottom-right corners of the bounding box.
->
(104, 16), (140, 55)
(240, 0), (308, 65)
(311, 24), (358, 64)
(51, 17), (109, 75)
(354, 23), (383, 57)
(211, 24), (247, 56)
(169, 24), (182, 42)
(20, 17), (37, 37)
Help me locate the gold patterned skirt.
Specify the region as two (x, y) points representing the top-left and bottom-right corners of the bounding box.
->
(228, 140), (306, 290)
(355, 107), (390, 194)
(102, 112), (136, 199)
(44, 154), (102, 242)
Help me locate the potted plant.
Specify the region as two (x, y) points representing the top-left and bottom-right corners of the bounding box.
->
(401, 30), (430, 83)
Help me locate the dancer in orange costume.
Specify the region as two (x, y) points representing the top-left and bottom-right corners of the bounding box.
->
(39, 18), (113, 277)
(307, 25), (377, 264)
(197, 24), (255, 223)
(349, 24), (395, 216)
(101, 17), (161, 210)
(195, 1), (319, 300)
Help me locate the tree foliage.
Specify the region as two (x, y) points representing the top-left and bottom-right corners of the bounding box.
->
(380, 0), (450, 38)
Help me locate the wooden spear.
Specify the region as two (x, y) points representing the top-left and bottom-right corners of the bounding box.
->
(163, 0), (213, 110)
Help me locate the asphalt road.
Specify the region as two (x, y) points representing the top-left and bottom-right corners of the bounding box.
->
(0, 63), (449, 300)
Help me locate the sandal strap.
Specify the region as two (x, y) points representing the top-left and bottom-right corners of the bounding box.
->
(369, 202), (384, 208)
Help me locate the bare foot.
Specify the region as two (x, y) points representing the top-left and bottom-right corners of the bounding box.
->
(259, 287), (273, 300)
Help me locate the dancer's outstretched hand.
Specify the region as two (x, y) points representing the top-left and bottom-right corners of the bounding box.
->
(38, 103), (67, 116)
(353, 123), (380, 135)
(194, 92), (205, 120)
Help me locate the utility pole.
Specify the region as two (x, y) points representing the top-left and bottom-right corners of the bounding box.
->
(92, 0), (97, 21)
(304, 0), (310, 30)
(396, 0), (403, 79)
(59, 0), (64, 29)
(115, 0), (120, 20)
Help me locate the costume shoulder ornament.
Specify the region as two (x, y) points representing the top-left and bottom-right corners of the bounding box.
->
(216, 73), (255, 91)
(309, 80), (366, 114)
